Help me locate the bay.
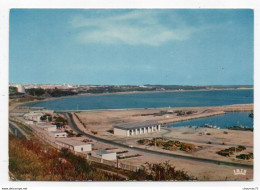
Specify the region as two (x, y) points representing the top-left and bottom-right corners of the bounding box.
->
(28, 89), (253, 111)
(167, 111), (253, 129)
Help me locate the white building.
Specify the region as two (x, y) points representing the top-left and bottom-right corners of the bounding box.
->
(43, 125), (57, 132)
(91, 150), (117, 160)
(113, 120), (161, 136)
(55, 139), (92, 152)
(24, 110), (54, 123)
(36, 122), (56, 129)
(17, 84), (26, 93)
(24, 112), (44, 122)
(48, 131), (67, 138)
(25, 121), (34, 125)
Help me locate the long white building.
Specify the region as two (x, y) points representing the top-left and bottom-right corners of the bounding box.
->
(113, 120), (161, 136)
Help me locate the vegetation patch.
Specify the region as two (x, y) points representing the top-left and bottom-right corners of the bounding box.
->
(9, 133), (123, 181)
(216, 145), (246, 157)
(91, 131), (98, 135)
(40, 114), (52, 122)
(226, 126), (253, 132)
(64, 130), (76, 137)
(53, 116), (67, 128)
(82, 139), (92, 143)
(130, 161), (196, 181)
(236, 152), (253, 160)
(116, 150), (129, 154)
(137, 138), (196, 152)
(175, 110), (197, 116)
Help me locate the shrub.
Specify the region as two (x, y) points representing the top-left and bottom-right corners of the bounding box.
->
(236, 153), (253, 160)
(130, 161), (196, 181)
(217, 146), (247, 157)
(91, 131), (98, 135)
(237, 145), (246, 152)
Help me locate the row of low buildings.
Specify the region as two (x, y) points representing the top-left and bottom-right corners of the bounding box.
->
(37, 122), (68, 138)
(23, 111), (117, 160)
(24, 112), (162, 161)
(24, 110), (54, 122)
(54, 139), (116, 160)
(24, 111), (68, 137)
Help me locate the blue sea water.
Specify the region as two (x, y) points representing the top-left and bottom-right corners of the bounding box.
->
(28, 89), (253, 111)
(167, 111), (253, 129)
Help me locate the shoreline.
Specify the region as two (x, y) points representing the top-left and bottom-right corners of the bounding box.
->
(51, 103), (253, 112)
(162, 111), (253, 126)
(72, 104), (253, 135)
(20, 88), (254, 110)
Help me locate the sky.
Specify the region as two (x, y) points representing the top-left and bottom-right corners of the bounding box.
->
(9, 9), (254, 85)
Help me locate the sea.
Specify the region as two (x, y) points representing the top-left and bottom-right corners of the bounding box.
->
(167, 111), (253, 129)
(28, 89), (254, 128)
(28, 89), (253, 111)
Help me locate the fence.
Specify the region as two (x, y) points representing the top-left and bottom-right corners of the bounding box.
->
(88, 155), (102, 163)
(10, 117), (140, 172)
(103, 159), (117, 167)
(119, 162), (139, 171)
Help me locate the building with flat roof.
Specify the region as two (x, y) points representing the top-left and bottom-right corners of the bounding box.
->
(43, 125), (56, 132)
(113, 120), (161, 136)
(24, 112), (44, 122)
(48, 131), (67, 138)
(55, 139), (92, 152)
(36, 123), (56, 131)
(91, 150), (117, 160)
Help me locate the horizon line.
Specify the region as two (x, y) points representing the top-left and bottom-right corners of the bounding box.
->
(9, 83), (254, 86)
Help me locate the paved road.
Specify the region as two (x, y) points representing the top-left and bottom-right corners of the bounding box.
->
(61, 112), (253, 169)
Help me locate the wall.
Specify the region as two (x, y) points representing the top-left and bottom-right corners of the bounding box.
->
(102, 153), (117, 160)
(44, 126), (56, 132)
(114, 128), (128, 136)
(74, 144), (92, 152)
(48, 132), (67, 138)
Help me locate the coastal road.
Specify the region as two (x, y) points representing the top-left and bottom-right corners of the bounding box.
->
(61, 112), (253, 169)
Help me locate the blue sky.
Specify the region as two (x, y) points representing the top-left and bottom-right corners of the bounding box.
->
(9, 9), (254, 85)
